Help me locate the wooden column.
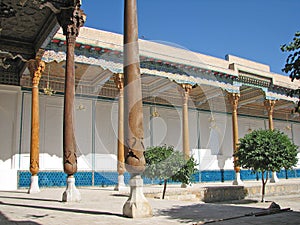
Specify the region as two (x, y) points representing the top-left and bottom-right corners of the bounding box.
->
(179, 83), (193, 159)
(56, 1), (85, 202)
(114, 73), (126, 190)
(264, 99), (279, 183)
(122, 0), (152, 218)
(123, 0), (145, 175)
(228, 92), (243, 185)
(27, 58), (45, 194)
(264, 99), (276, 131)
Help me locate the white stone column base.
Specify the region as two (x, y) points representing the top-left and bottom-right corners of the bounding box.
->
(270, 171), (279, 183)
(62, 176), (81, 202)
(233, 172), (244, 185)
(28, 175), (40, 194)
(114, 174), (127, 191)
(123, 175), (152, 218)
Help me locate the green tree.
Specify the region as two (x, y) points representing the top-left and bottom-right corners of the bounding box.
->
(235, 129), (298, 202)
(143, 145), (197, 199)
(281, 31), (300, 81)
(281, 31), (300, 111)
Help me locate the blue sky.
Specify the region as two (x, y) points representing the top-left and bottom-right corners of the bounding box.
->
(82, 0), (300, 75)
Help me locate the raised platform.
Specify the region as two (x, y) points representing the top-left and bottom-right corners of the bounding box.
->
(140, 179), (300, 202)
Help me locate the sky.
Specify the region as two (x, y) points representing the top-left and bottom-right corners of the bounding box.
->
(82, 0), (300, 76)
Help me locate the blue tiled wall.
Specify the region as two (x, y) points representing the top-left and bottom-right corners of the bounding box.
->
(18, 169), (300, 188)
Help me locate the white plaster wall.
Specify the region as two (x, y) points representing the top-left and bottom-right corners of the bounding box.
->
(0, 85), (21, 190)
(143, 106), (151, 148)
(20, 94), (94, 170)
(152, 107), (182, 150)
(20, 94), (65, 170)
(40, 95), (63, 170)
(15, 91), (300, 175)
(189, 110), (198, 151)
(95, 100), (117, 170)
(274, 120), (293, 138)
(20, 93), (32, 169)
(198, 112), (233, 170)
(0, 86), (21, 169)
(238, 117), (265, 138)
(291, 123), (300, 169)
(74, 97), (93, 170)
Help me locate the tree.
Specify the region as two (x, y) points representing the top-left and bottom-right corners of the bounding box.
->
(235, 129), (298, 202)
(143, 145), (197, 199)
(281, 31), (300, 111)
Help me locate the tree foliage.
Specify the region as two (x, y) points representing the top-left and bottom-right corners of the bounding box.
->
(143, 145), (197, 199)
(281, 31), (300, 112)
(281, 31), (300, 81)
(235, 129), (298, 202)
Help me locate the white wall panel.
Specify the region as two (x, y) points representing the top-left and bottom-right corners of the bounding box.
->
(95, 101), (117, 164)
(0, 86), (20, 170)
(274, 120), (293, 138)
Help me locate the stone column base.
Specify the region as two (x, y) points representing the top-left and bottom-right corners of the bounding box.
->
(233, 172), (244, 185)
(62, 176), (81, 202)
(123, 175), (152, 218)
(270, 171), (279, 183)
(114, 174), (127, 191)
(28, 175), (40, 194)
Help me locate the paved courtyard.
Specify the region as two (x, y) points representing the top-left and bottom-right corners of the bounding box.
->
(0, 181), (299, 225)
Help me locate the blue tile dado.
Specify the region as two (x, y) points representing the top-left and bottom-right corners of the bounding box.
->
(18, 169), (300, 188)
(94, 171), (118, 186)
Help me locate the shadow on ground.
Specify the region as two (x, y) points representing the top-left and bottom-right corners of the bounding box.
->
(0, 212), (40, 225)
(157, 202), (300, 224)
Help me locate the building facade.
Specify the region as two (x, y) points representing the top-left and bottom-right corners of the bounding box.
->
(1, 27), (300, 190)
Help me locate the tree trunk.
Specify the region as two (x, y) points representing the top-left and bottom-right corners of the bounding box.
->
(261, 171), (269, 202)
(162, 179), (167, 199)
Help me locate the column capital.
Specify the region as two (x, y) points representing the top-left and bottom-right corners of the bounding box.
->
(114, 73), (124, 90)
(179, 83), (193, 93)
(28, 59), (45, 87)
(264, 99), (276, 114)
(178, 83), (193, 100)
(56, 2), (86, 40)
(228, 92), (240, 112)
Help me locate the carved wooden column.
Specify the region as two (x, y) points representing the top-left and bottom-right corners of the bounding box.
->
(264, 99), (276, 131)
(179, 83), (193, 159)
(27, 58), (45, 194)
(264, 99), (279, 183)
(114, 73), (126, 191)
(228, 92), (243, 185)
(122, 0), (152, 218)
(56, 1), (85, 202)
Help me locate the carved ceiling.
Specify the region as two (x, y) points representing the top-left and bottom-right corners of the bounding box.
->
(0, 0), (76, 85)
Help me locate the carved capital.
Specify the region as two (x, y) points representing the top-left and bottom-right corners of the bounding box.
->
(56, 2), (86, 39)
(228, 93), (240, 112)
(178, 83), (193, 100)
(114, 73), (124, 90)
(28, 59), (45, 87)
(264, 99), (276, 114)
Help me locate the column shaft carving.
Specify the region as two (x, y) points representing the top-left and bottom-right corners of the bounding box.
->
(114, 73), (125, 176)
(228, 93), (240, 173)
(179, 83), (192, 159)
(28, 59), (45, 176)
(264, 100), (276, 131)
(123, 0), (146, 175)
(56, 2), (85, 176)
